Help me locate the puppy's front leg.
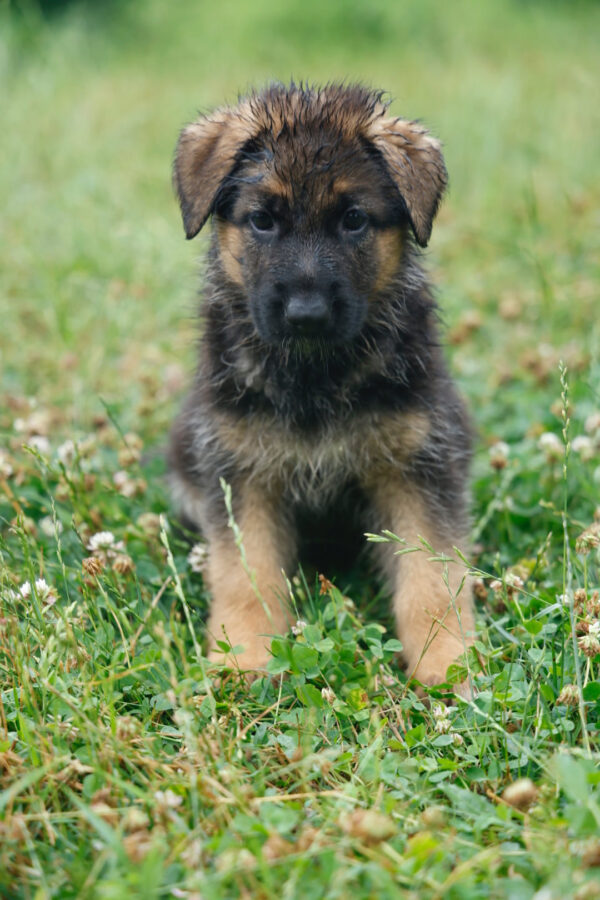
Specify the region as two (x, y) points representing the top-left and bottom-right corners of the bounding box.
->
(206, 485), (294, 672)
(372, 483), (474, 688)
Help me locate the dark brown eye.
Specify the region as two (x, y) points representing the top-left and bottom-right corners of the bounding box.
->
(341, 208), (368, 233)
(249, 210), (275, 233)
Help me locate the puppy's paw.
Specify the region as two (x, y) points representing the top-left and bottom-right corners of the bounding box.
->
(405, 644), (473, 701)
(408, 665), (475, 703)
(207, 644), (270, 682)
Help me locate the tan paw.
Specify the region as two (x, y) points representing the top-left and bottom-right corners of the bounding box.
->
(406, 658), (473, 701)
(207, 643), (270, 679)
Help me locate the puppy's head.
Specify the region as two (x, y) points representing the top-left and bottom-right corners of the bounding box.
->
(174, 83), (447, 347)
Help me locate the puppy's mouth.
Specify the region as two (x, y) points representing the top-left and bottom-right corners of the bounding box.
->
(281, 335), (331, 360)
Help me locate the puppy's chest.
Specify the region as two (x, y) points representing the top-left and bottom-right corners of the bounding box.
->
(216, 409), (430, 507)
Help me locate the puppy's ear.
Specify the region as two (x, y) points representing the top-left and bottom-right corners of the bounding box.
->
(174, 105), (257, 239)
(370, 117), (447, 247)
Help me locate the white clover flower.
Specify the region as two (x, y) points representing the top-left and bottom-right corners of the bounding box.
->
(432, 703), (449, 720)
(538, 432), (563, 462)
(27, 435), (51, 456)
(435, 718), (451, 734)
(0, 450), (13, 478)
(154, 789), (182, 810)
(56, 439), (77, 466)
(321, 687), (336, 704)
(19, 578), (57, 606)
(40, 516), (63, 537)
(87, 531), (116, 552)
(490, 579), (503, 593)
(572, 435), (596, 462)
(505, 573), (525, 591)
(291, 619), (307, 636)
(584, 412), (600, 436)
(113, 470), (138, 498)
(187, 543), (209, 573)
(588, 621), (600, 638)
(452, 732), (465, 747)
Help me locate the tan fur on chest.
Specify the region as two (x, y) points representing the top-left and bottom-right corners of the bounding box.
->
(215, 409), (430, 506)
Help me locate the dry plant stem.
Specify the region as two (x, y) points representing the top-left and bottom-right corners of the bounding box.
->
(129, 576), (172, 657)
(160, 516), (202, 663)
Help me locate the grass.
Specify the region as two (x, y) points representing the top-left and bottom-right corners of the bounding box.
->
(1, 0), (600, 897)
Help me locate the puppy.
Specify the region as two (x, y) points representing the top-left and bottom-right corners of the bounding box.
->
(168, 82), (474, 687)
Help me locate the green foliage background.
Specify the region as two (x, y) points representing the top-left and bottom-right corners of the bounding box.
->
(1, 1), (600, 898)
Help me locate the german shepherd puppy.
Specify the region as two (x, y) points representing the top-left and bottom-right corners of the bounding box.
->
(168, 83), (474, 688)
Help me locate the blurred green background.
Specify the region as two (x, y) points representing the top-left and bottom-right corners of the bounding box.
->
(1, 0), (599, 443)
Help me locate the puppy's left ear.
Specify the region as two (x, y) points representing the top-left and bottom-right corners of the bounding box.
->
(174, 104), (257, 239)
(370, 117), (447, 247)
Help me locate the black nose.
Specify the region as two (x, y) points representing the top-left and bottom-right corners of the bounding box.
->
(285, 294), (331, 335)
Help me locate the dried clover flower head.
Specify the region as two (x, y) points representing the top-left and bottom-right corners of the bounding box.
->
(578, 623), (600, 658)
(489, 441), (509, 471)
(112, 554), (135, 575)
(575, 524), (600, 555)
(118, 433), (143, 467)
(137, 512), (162, 536)
(82, 556), (103, 576)
(502, 777), (538, 811)
(472, 578), (488, 601)
(557, 684), (580, 707)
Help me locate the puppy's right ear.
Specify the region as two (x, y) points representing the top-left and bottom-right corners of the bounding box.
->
(174, 105), (257, 239)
